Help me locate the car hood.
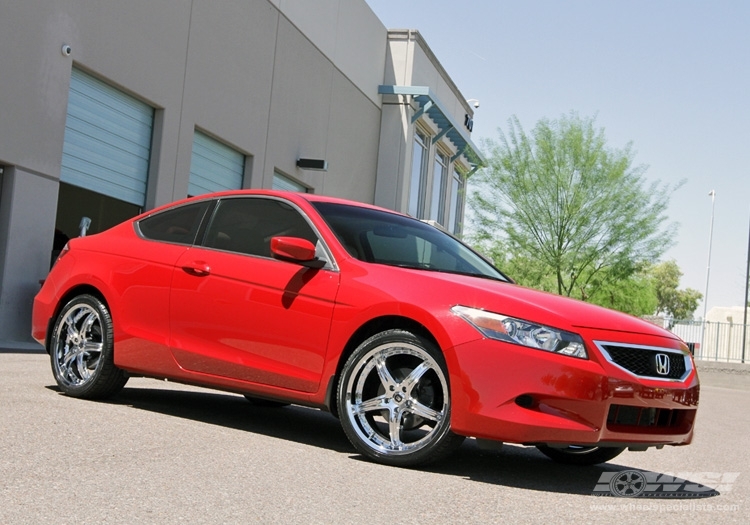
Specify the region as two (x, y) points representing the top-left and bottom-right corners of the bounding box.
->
(423, 271), (676, 339)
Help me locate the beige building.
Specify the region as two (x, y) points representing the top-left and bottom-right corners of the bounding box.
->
(0, 0), (483, 348)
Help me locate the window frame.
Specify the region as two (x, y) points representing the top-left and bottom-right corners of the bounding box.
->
(135, 200), (213, 246)
(408, 129), (430, 218)
(429, 150), (449, 225)
(448, 166), (466, 236)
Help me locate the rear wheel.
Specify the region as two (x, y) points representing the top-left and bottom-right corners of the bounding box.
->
(49, 294), (127, 399)
(536, 445), (625, 465)
(337, 329), (464, 467)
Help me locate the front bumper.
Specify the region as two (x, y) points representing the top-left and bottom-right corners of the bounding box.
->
(446, 334), (698, 448)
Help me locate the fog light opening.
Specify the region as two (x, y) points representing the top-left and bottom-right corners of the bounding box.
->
(515, 394), (535, 409)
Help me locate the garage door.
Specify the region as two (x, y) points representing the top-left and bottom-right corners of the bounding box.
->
(61, 68), (154, 207)
(188, 131), (245, 196)
(272, 171), (307, 192)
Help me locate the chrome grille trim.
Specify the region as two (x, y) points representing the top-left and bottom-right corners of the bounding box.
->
(594, 341), (693, 382)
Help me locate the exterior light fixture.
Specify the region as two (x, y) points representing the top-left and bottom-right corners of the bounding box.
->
(296, 158), (328, 171)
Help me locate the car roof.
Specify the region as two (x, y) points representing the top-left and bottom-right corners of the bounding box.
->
(147, 189), (407, 219)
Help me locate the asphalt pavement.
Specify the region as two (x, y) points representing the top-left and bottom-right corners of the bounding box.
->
(1, 350), (748, 524)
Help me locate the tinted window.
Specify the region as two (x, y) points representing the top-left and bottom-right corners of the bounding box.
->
(137, 201), (210, 245)
(313, 202), (508, 281)
(204, 197), (317, 257)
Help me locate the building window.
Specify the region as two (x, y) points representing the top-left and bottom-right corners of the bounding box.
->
(408, 130), (429, 218)
(429, 152), (448, 224)
(448, 168), (465, 236)
(273, 171), (308, 192)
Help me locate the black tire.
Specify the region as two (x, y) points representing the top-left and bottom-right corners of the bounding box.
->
(337, 329), (464, 467)
(49, 294), (128, 399)
(243, 395), (290, 408)
(536, 445), (625, 466)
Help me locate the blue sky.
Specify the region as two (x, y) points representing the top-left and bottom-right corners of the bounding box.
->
(367, 0), (750, 316)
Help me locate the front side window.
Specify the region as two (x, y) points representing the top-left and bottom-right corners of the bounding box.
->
(313, 201), (508, 282)
(203, 197), (317, 257)
(408, 131), (429, 218)
(136, 201), (211, 245)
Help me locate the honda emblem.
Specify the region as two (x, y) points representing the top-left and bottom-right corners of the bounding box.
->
(654, 353), (671, 376)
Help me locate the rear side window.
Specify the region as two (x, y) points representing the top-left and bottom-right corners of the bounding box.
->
(137, 201), (210, 245)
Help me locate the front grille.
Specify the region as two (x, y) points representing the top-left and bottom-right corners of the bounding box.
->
(607, 404), (695, 433)
(598, 343), (688, 380)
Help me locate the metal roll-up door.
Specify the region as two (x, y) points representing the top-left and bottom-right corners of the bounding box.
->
(272, 172), (307, 192)
(188, 131), (245, 196)
(61, 68), (154, 207)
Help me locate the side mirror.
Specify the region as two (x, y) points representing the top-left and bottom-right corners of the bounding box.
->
(270, 237), (325, 268)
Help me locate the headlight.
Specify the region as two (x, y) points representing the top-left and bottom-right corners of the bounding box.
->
(452, 305), (587, 359)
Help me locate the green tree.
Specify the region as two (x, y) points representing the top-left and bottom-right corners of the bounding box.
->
(651, 260), (702, 320)
(587, 264), (658, 316)
(469, 113), (680, 305)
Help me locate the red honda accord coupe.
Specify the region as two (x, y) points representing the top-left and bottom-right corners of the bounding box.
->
(32, 190), (698, 467)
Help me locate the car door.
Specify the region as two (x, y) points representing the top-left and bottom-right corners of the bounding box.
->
(113, 199), (213, 374)
(168, 196), (340, 393)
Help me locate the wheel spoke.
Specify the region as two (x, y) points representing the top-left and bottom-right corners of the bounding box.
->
(407, 400), (441, 423)
(374, 354), (397, 390)
(401, 361), (431, 394)
(64, 317), (78, 340)
(388, 408), (404, 449)
(70, 308), (87, 328)
(80, 311), (97, 337)
(355, 395), (389, 415)
(61, 346), (84, 370)
(75, 351), (91, 381)
(83, 340), (103, 355)
(60, 346), (87, 383)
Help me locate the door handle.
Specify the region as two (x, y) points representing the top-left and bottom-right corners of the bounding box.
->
(182, 261), (211, 276)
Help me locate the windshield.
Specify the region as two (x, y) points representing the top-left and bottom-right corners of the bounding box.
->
(312, 202), (509, 282)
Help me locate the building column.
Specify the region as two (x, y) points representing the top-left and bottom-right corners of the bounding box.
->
(0, 166), (59, 349)
(374, 101), (410, 212)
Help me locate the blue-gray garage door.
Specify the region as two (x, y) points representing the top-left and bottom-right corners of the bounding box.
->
(188, 131), (245, 196)
(61, 68), (154, 207)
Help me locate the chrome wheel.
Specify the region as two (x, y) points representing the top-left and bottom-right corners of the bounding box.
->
(50, 294), (127, 399)
(338, 329), (463, 466)
(536, 444), (625, 465)
(53, 302), (103, 387)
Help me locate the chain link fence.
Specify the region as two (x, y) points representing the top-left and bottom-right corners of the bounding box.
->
(670, 320), (750, 363)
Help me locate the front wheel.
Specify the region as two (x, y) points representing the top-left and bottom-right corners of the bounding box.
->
(337, 329), (464, 467)
(536, 445), (625, 465)
(49, 294), (128, 399)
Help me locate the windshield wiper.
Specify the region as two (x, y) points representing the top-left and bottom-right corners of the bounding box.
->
(381, 262), (507, 282)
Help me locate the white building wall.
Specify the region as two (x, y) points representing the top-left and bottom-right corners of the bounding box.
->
(0, 0), (478, 347)
(375, 30), (478, 220)
(0, 0), (388, 346)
